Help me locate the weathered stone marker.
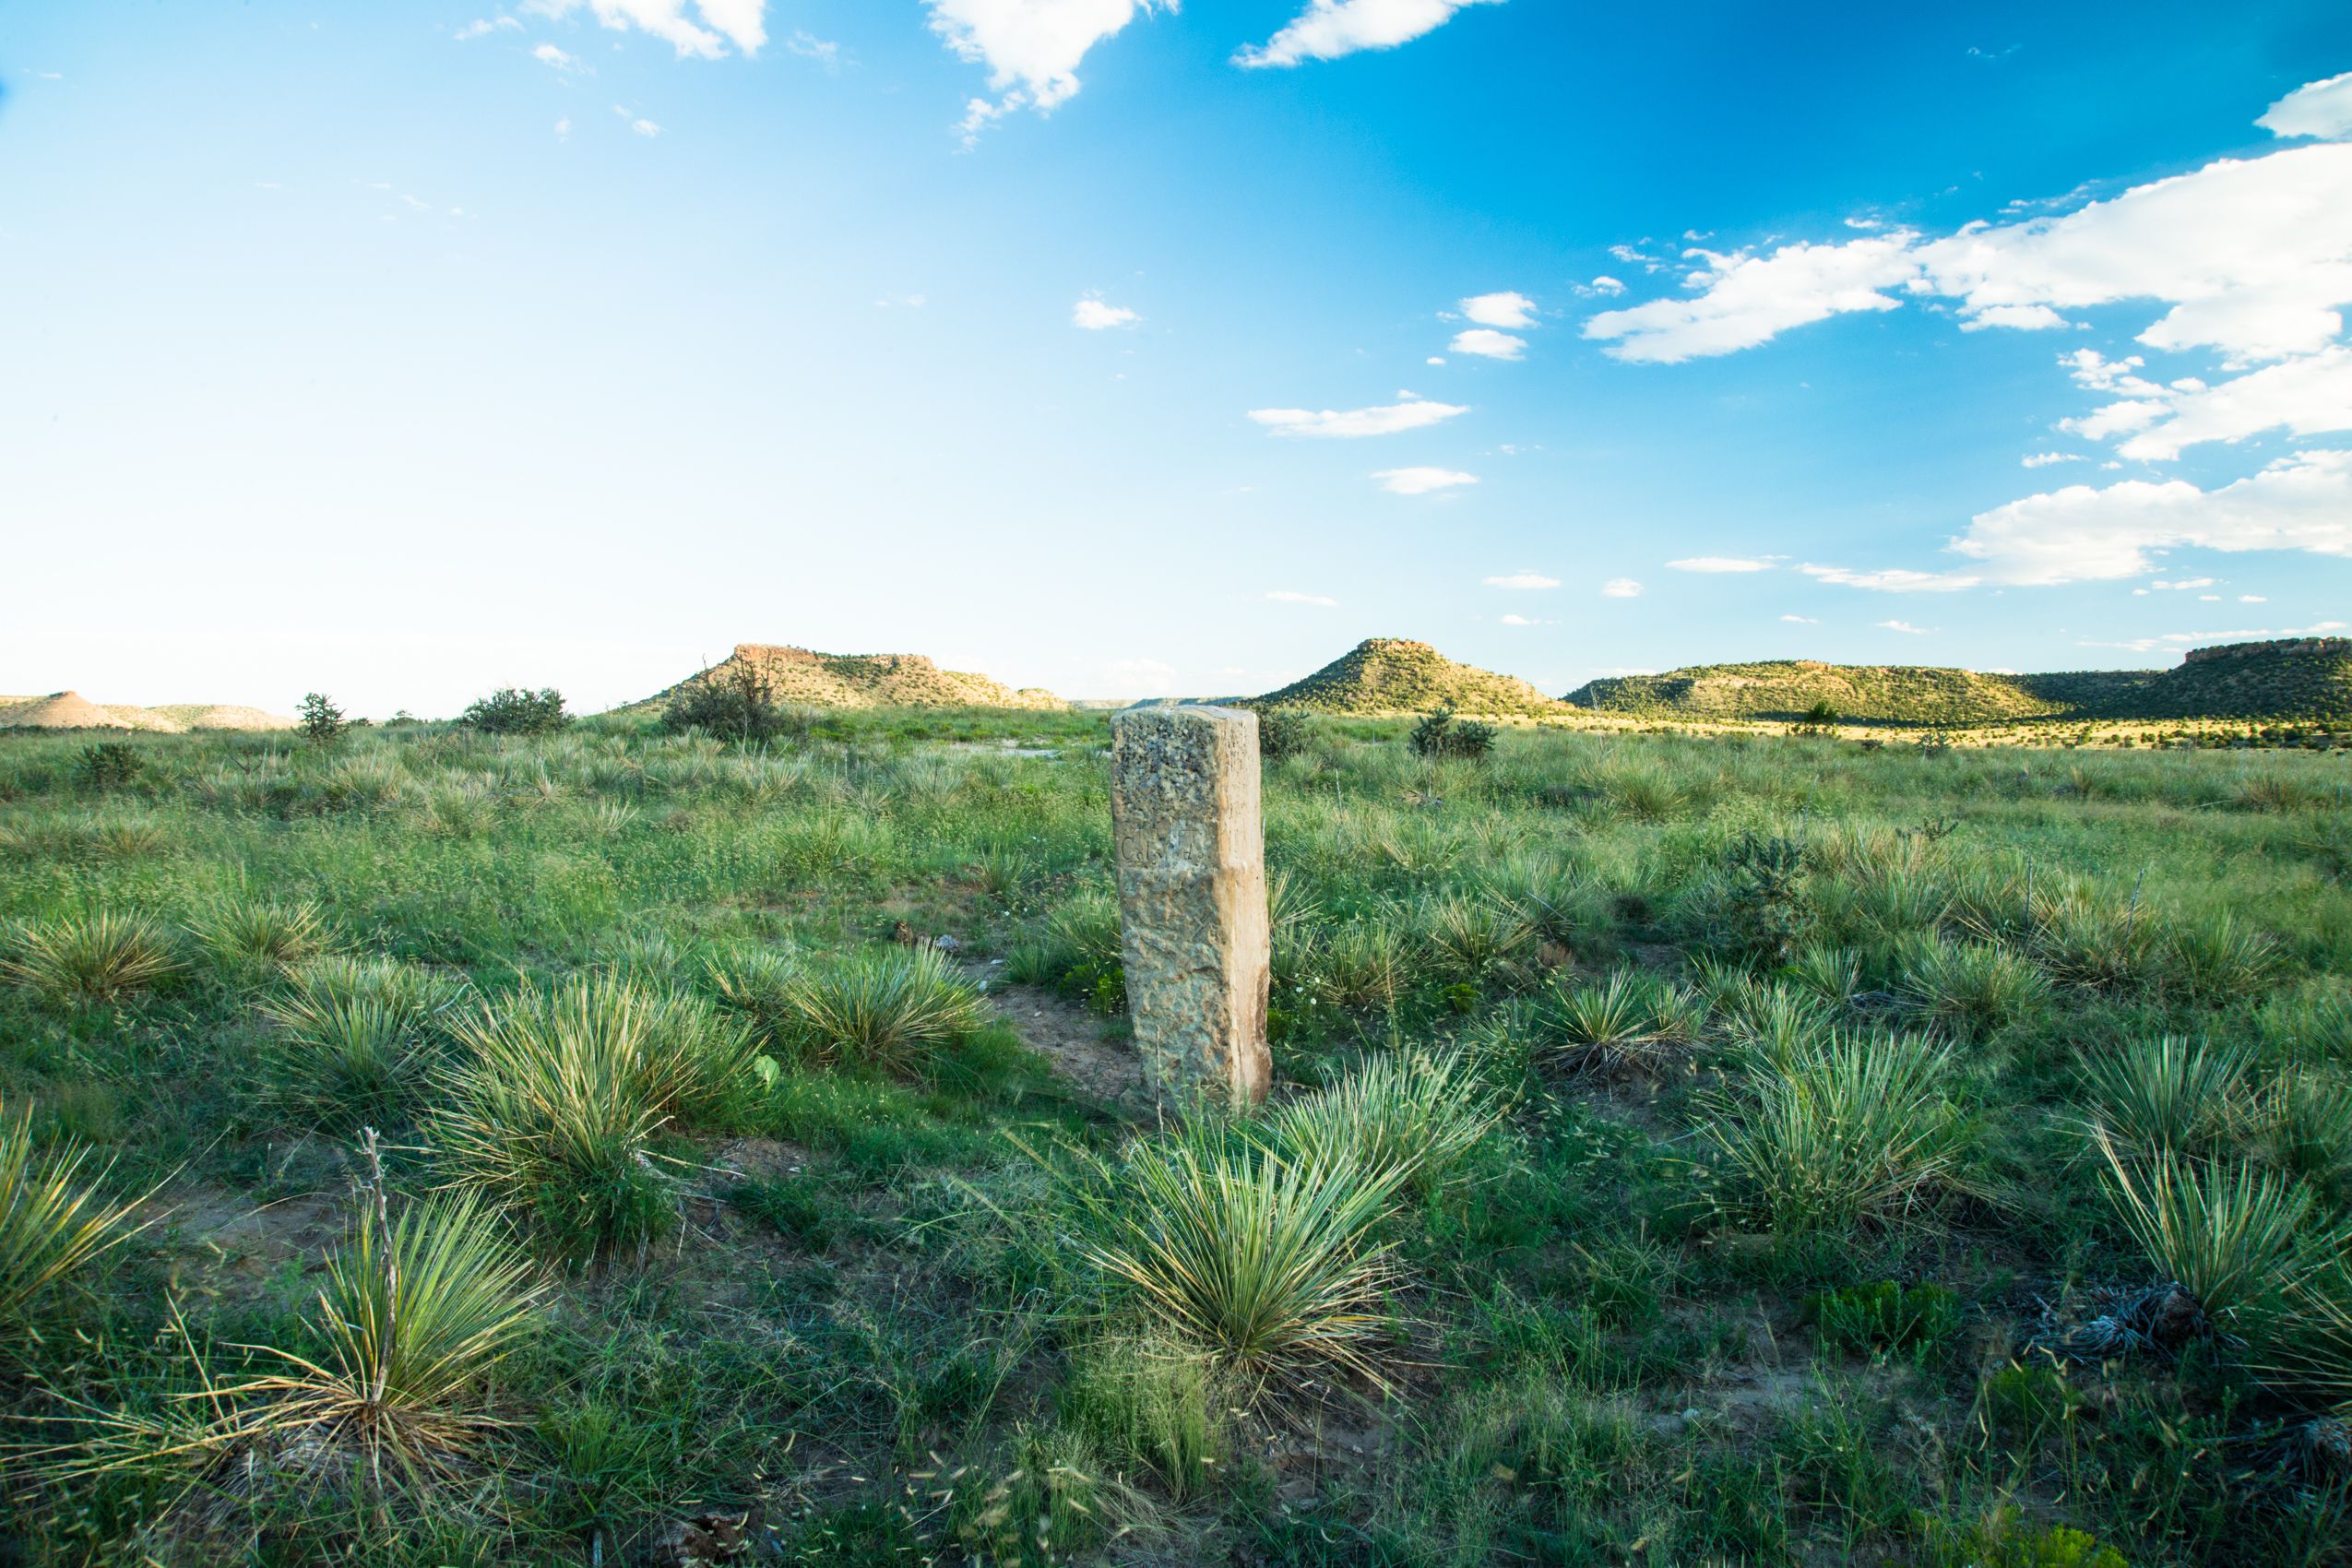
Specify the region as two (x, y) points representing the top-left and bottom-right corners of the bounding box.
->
(1109, 705), (1273, 1109)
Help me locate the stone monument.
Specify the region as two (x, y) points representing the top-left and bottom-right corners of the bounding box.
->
(1108, 705), (1273, 1108)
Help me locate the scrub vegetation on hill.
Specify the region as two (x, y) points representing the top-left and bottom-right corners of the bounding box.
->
(1250, 637), (1564, 718)
(3, 710), (2351, 1565)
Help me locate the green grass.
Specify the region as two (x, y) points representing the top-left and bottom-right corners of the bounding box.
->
(4, 712), (2352, 1564)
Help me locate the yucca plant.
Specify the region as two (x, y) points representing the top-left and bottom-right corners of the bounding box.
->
(2023, 886), (2156, 992)
(783, 945), (984, 1073)
(1543, 970), (1650, 1058)
(1895, 935), (2049, 1042)
(2166, 912), (2281, 1003)
(434, 975), (755, 1252)
(699, 944), (801, 1040)
(1, 1101), (147, 1344)
(1267, 1048), (1503, 1197)
(2253, 1258), (2352, 1415)
(189, 896), (335, 973)
(2094, 1135), (2317, 1323)
(2253, 1071), (2352, 1196)
(1081, 1125), (1409, 1386)
(2079, 1036), (2250, 1160)
(1311, 920), (1415, 1012)
(1697, 1031), (1974, 1236)
(90, 815), (172, 861)
(3, 911), (183, 1005)
(1420, 892), (1536, 988)
(1784, 946), (1862, 1005)
(257, 995), (433, 1132)
(1045, 889), (1125, 973)
(278, 955), (470, 1030)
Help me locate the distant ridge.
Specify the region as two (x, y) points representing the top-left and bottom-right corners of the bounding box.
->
(1565, 638), (2352, 726)
(1251, 638), (1564, 718)
(626, 644), (1066, 713)
(0, 692), (295, 732)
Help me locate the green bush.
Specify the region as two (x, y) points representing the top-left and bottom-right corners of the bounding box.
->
(74, 742), (145, 790)
(1408, 705), (1497, 760)
(662, 662), (802, 744)
(298, 692), (349, 746)
(459, 685), (569, 736)
(1802, 1280), (1962, 1355)
(1257, 706), (1321, 760)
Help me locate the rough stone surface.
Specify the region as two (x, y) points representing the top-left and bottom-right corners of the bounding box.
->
(1109, 706), (1272, 1108)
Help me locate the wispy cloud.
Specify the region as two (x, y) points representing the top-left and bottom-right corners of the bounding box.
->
(1483, 570), (1558, 588)
(1781, 613), (1820, 624)
(1250, 398), (1467, 438)
(1602, 577), (1643, 599)
(1667, 556), (1772, 573)
(1876, 619), (1933, 635)
(1236, 0), (1504, 69)
(533, 42), (584, 71)
(1265, 590), (1339, 606)
(928, 0), (1170, 144)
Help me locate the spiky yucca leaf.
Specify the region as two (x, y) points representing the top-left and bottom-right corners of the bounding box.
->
(189, 896), (335, 970)
(783, 945), (984, 1072)
(2080, 1036), (2249, 1160)
(0, 1102), (146, 1341)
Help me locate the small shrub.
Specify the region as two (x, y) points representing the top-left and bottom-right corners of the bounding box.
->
(189, 896), (335, 973)
(74, 742), (145, 790)
(1408, 705), (1497, 761)
(298, 692), (349, 747)
(1256, 707), (1320, 761)
(0, 1101), (146, 1345)
(663, 662), (793, 744)
(3, 912), (183, 1005)
(1722, 832), (1812, 962)
(1921, 1515), (2127, 1568)
(459, 686), (569, 736)
(783, 946), (985, 1073)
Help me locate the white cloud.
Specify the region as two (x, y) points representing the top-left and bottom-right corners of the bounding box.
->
(1372, 466), (1479, 494)
(457, 17), (522, 39)
(1482, 570), (1558, 588)
(2145, 577), (2217, 590)
(2259, 71), (2352, 142)
(1799, 563), (1982, 593)
(2081, 620), (2348, 656)
(533, 42), (583, 69)
(2241, 594), (2268, 602)
(1960, 303), (2070, 331)
(1666, 555), (1772, 573)
(1072, 295), (1141, 329)
(554, 116), (572, 137)
(926, 0), (1170, 141)
(1601, 577), (1643, 599)
(1460, 290), (1536, 327)
(1265, 590), (1338, 606)
(1781, 614), (1820, 624)
(527, 0), (765, 58)
(1583, 276), (1625, 297)
(786, 30), (843, 69)
(1583, 235), (1921, 363)
(1249, 398), (1467, 438)
(2114, 346), (2352, 460)
(1499, 613), (1547, 626)
(2022, 451), (2079, 468)
(1235, 0), (1503, 69)
(1449, 327), (1526, 360)
(1948, 448), (2352, 584)
(629, 116), (662, 136)
(1877, 620), (1932, 635)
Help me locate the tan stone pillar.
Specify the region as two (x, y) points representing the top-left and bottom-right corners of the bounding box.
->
(1109, 706), (1273, 1108)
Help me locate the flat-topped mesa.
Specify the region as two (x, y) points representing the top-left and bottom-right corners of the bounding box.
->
(2181, 637), (2352, 664)
(625, 643), (1067, 712)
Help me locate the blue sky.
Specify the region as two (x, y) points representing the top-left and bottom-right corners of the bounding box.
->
(4, 0), (2349, 715)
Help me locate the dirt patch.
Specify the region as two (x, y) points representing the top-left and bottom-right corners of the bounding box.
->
(140, 1183), (350, 1298)
(981, 978), (1152, 1112)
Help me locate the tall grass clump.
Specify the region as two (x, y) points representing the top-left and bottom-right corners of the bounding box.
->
(258, 958), (469, 1131)
(189, 895), (335, 974)
(1059, 1332), (1226, 1500)
(1078, 1125), (1410, 1386)
(1697, 1031), (1974, 1236)
(0, 1102), (146, 1346)
(1268, 1048), (1503, 1197)
(2094, 1134), (2319, 1323)
(2079, 1036), (2249, 1160)
(433, 975), (758, 1253)
(782, 945), (985, 1073)
(3, 911), (183, 1005)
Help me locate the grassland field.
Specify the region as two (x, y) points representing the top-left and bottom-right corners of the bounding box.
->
(3, 707), (2351, 1566)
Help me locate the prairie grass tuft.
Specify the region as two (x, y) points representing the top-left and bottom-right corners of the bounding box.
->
(2079, 1035), (2249, 1160)
(259, 955), (472, 1130)
(189, 895), (336, 972)
(1310, 919), (1416, 1012)
(782, 945), (985, 1073)
(1268, 1047), (1503, 1197)
(0, 1101), (146, 1343)
(1079, 1124), (1409, 1386)
(1059, 1330), (1226, 1499)
(3, 911), (184, 1005)
(1419, 892), (1536, 987)
(2252, 1070), (2352, 1196)
(2166, 911), (2281, 1003)
(1698, 1031), (1973, 1236)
